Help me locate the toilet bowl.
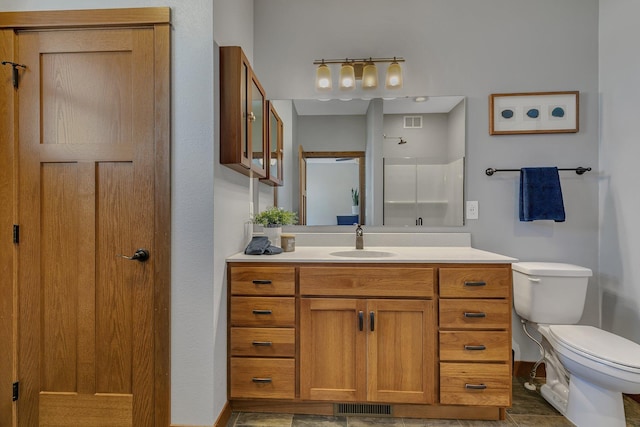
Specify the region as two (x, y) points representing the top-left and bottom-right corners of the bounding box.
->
(512, 262), (640, 427)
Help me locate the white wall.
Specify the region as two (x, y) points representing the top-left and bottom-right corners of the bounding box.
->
(254, 0), (600, 361)
(599, 0), (640, 343)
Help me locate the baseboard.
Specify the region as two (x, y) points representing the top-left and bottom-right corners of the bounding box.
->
(514, 360), (640, 403)
(629, 395), (640, 404)
(214, 401), (232, 427)
(513, 360), (546, 379)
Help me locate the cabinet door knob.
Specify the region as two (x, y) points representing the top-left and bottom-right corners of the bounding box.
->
(463, 312), (486, 318)
(248, 111), (256, 122)
(465, 383), (487, 390)
(464, 345), (487, 351)
(464, 281), (486, 287)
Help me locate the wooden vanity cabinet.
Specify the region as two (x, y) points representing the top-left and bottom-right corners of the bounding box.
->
(228, 266), (296, 399)
(220, 46), (268, 178)
(299, 266), (436, 404)
(438, 266), (512, 407)
(227, 262), (512, 421)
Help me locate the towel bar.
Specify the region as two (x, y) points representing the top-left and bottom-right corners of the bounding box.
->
(485, 167), (591, 176)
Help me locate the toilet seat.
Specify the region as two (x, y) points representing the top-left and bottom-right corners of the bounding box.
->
(548, 325), (640, 374)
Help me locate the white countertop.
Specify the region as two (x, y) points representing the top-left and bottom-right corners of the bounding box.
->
(227, 246), (517, 264)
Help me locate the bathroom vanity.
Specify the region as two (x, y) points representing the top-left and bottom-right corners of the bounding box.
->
(226, 243), (516, 421)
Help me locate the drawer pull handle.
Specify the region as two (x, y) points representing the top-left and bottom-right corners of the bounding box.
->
(358, 311), (364, 331)
(465, 383), (487, 390)
(252, 280), (272, 285)
(464, 312), (486, 318)
(464, 281), (487, 287)
(252, 309), (273, 315)
(252, 377), (273, 384)
(464, 345), (487, 351)
(252, 341), (273, 347)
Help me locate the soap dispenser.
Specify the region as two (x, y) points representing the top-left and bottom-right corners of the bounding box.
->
(355, 224), (364, 249)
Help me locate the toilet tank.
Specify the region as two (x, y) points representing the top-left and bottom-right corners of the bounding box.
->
(512, 262), (592, 324)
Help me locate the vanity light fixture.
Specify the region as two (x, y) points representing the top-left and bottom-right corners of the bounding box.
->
(339, 62), (356, 91)
(315, 60), (332, 92)
(313, 57), (405, 92)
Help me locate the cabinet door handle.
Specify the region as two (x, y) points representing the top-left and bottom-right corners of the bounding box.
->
(252, 279), (272, 285)
(252, 377), (272, 384)
(252, 309), (273, 315)
(358, 311), (364, 331)
(464, 281), (486, 287)
(370, 311), (375, 332)
(252, 341), (273, 347)
(465, 383), (487, 390)
(464, 345), (487, 351)
(464, 312), (486, 318)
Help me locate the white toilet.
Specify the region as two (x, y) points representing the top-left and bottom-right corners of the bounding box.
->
(512, 262), (640, 427)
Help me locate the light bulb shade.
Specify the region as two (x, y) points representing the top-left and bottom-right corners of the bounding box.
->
(315, 63), (332, 92)
(385, 61), (403, 89)
(339, 63), (356, 91)
(361, 62), (378, 89)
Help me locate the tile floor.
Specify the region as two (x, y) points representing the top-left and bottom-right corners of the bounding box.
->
(227, 378), (640, 427)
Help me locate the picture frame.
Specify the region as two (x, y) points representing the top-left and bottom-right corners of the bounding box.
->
(489, 91), (579, 135)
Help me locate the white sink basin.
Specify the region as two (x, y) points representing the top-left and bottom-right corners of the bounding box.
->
(329, 250), (397, 258)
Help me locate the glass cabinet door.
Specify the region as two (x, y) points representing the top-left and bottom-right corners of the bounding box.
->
(261, 101), (283, 186)
(249, 74), (267, 177)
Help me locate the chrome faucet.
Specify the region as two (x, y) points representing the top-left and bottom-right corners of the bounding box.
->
(355, 224), (364, 249)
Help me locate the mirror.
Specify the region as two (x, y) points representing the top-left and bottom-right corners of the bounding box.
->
(269, 96), (465, 227)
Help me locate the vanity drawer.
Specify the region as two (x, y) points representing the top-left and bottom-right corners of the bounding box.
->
(230, 327), (295, 357)
(439, 299), (510, 329)
(230, 266), (295, 296)
(230, 297), (295, 327)
(439, 267), (511, 298)
(299, 266), (434, 297)
(230, 357), (295, 399)
(440, 362), (511, 406)
(439, 331), (510, 362)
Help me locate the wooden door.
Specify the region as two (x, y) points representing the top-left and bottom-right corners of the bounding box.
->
(300, 298), (366, 401)
(15, 25), (166, 427)
(367, 299), (435, 404)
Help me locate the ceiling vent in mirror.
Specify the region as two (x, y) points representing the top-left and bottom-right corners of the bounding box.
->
(404, 115), (422, 129)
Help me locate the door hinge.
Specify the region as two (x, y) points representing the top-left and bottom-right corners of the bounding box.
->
(12, 382), (19, 401)
(13, 224), (19, 244)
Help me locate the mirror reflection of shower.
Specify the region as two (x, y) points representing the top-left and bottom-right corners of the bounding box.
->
(384, 134), (407, 144)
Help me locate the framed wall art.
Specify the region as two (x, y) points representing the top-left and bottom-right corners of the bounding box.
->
(489, 91), (579, 135)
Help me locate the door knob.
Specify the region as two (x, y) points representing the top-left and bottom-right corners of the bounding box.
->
(117, 248), (150, 262)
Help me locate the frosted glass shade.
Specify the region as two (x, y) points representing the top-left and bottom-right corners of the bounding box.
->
(385, 60), (403, 89)
(339, 63), (355, 91)
(315, 63), (332, 92)
(362, 62), (378, 89)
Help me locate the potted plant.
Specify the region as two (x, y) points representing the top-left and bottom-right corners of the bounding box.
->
(351, 188), (359, 215)
(253, 206), (298, 247)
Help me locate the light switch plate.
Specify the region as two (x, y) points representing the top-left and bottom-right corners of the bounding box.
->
(466, 201), (479, 220)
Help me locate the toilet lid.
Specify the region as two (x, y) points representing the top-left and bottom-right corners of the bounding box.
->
(549, 325), (640, 372)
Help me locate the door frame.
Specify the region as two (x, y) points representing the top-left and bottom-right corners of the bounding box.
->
(298, 149), (366, 225)
(0, 8), (171, 426)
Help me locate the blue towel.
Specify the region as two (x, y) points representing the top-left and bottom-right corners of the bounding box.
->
(519, 167), (566, 222)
